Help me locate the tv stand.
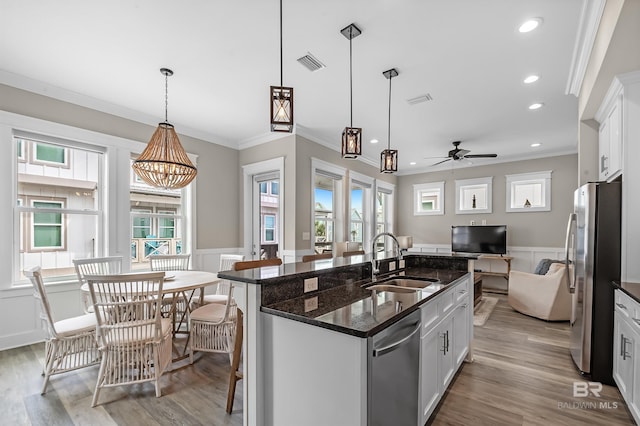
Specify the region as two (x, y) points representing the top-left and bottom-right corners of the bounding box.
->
(476, 254), (512, 282)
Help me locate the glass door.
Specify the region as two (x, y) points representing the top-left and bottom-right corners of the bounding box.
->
(252, 172), (280, 260)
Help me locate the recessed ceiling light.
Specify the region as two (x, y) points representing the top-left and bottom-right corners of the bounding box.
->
(519, 18), (542, 33)
(528, 102), (544, 110)
(370, 139), (379, 144)
(409, 161), (416, 165)
(531, 143), (542, 147)
(524, 75), (539, 84)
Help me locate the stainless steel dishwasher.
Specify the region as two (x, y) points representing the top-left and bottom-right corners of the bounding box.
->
(368, 310), (421, 426)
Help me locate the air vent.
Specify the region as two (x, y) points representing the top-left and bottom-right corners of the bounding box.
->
(297, 53), (326, 72)
(407, 94), (433, 105)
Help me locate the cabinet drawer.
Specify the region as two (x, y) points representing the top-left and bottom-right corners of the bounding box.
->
(438, 288), (455, 317)
(454, 281), (470, 303)
(615, 290), (635, 319)
(421, 298), (438, 337)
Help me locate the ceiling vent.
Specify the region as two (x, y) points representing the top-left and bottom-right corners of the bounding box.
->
(407, 94), (433, 105)
(297, 52), (326, 72)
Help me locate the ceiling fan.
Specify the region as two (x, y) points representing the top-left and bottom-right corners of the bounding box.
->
(428, 141), (498, 166)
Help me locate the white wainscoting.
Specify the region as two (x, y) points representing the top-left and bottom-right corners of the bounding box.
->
(0, 247), (246, 351)
(409, 244), (565, 292)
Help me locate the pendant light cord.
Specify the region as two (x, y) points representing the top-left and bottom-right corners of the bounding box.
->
(279, 0), (283, 87)
(164, 72), (169, 123)
(349, 26), (353, 127)
(387, 74), (392, 150)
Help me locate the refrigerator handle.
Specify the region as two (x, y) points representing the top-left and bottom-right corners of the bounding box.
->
(564, 213), (577, 294)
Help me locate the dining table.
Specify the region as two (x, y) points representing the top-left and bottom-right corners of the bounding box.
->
(82, 269), (221, 362)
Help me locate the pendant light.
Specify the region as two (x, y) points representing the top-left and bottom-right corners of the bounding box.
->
(380, 68), (398, 173)
(270, 0), (294, 132)
(133, 68), (197, 189)
(341, 23), (362, 159)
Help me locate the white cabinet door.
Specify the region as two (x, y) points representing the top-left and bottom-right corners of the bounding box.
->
(607, 95), (623, 181)
(420, 327), (443, 424)
(439, 314), (455, 390)
(452, 301), (470, 368)
(613, 310), (634, 401)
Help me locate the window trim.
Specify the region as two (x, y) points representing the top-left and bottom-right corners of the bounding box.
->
(348, 170), (374, 251)
(505, 170), (552, 212)
(31, 142), (70, 168)
(311, 158), (346, 252)
(29, 198), (66, 251)
(263, 214), (276, 242)
(455, 176), (493, 214)
(413, 181), (445, 216)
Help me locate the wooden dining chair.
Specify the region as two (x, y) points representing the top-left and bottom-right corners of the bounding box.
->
(86, 272), (172, 406)
(233, 257), (282, 271)
(73, 256), (123, 313)
(25, 267), (100, 395)
(302, 253), (333, 262)
(226, 308), (243, 413)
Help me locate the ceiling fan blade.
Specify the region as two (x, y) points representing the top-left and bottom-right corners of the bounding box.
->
(465, 154), (497, 158)
(431, 158), (452, 166)
(423, 156), (449, 159)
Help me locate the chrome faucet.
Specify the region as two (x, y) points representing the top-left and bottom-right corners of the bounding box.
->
(371, 232), (402, 282)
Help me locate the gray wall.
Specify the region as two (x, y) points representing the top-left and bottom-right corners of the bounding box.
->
(0, 83), (240, 249)
(396, 154), (578, 248)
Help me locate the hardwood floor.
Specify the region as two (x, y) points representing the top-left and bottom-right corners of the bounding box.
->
(430, 294), (635, 425)
(0, 346), (243, 426)
(2, 296), (636, 425)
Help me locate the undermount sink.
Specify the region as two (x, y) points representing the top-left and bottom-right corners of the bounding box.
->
(367, 284), (419, 293)
(378, 277), (439, 289)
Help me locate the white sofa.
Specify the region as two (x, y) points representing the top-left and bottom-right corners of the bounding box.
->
(507, 263), (572, 321)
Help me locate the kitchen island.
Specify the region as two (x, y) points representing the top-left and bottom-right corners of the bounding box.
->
(219, 253), (475, 426)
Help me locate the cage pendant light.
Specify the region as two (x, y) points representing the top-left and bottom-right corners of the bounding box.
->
(341, 23), (362, 159)
(132, 68), (197, 189)
(270, 0), (294, 132)
(380, 68), (398, 173)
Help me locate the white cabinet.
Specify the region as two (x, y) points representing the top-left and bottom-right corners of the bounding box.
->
(419, 275), (472, 424)
(596, 94), (622, 182)
(613, 289), (640, 424)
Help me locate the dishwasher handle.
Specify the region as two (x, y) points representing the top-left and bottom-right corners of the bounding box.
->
(372, 322), (421, 357)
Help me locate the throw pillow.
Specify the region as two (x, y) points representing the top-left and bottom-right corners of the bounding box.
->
(534, 258), (565, 275)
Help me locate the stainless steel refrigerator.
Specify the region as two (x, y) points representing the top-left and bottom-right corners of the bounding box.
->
(565, 181), (621, 385)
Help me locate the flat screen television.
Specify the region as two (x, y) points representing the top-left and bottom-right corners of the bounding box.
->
(451, 225), (507, 255)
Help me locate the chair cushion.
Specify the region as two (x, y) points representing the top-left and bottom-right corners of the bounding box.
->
(534, 259), (564, 275)
(191, 303), (228, 322)
(54, 313), (97, 337)
(106, 318), (172, 344)
(202, 294), (235, 305)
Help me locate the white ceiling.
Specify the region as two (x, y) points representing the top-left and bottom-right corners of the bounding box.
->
(1, 0), (583, 175)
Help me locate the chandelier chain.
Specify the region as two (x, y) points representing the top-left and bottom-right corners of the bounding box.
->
(387, 74), (392, 150)
(164, 71), (169, 123)
(349, 26), (353, 127)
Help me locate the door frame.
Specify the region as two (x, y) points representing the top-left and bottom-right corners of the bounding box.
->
(242, 157), (284, 260)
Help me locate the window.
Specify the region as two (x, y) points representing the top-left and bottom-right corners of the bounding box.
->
(17, 138), (25, 160)
(15, 135), (102, 281)
(260, 182), (268, 194)
(33, 142), (68, 167)
(375, 180), (395, 251)
(312, 158), (345, 253)
(506, 171), (552, 212)
(455, 177), (493, 214)
(130, 161), (185, 267)
(413, 182), (444, 215)
(349, 171), (373, 251)
(31, 200), (64, 249)
(271, 181), (279, 195)
(264, 215), (276, 242)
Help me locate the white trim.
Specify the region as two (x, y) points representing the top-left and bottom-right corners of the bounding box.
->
(242, 157), (285, 260)
(0, 69), (235, 149)
(413, 181), (445, 216)
(565, 0), (607, 96)
(455, 177), (493, 214)
(505, 170), (552, 213)
(595, 71), (640, 122)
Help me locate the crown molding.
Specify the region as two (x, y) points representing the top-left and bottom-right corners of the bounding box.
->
(0, 69), (236, 149)
(566, 0), (607, 96)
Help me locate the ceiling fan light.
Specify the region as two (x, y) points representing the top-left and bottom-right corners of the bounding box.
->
(342, 127), (362, 158)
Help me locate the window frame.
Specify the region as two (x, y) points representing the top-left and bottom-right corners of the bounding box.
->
(31, 142), (70, 168)
(505, 170), (552, 212)
(30, 198), (66, 251)
(263, 214), (276, 242)
(455, 176), (493, 214)
(311, 158), (346, 253)
(348, 171), (374, 251)
(413, 181), (445, 216)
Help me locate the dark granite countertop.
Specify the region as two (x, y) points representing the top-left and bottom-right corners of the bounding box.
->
(262, 268), (468, 338)
(613, 281), (640, 304)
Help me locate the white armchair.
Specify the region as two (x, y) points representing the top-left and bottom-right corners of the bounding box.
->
(508, 263), (572, 321)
